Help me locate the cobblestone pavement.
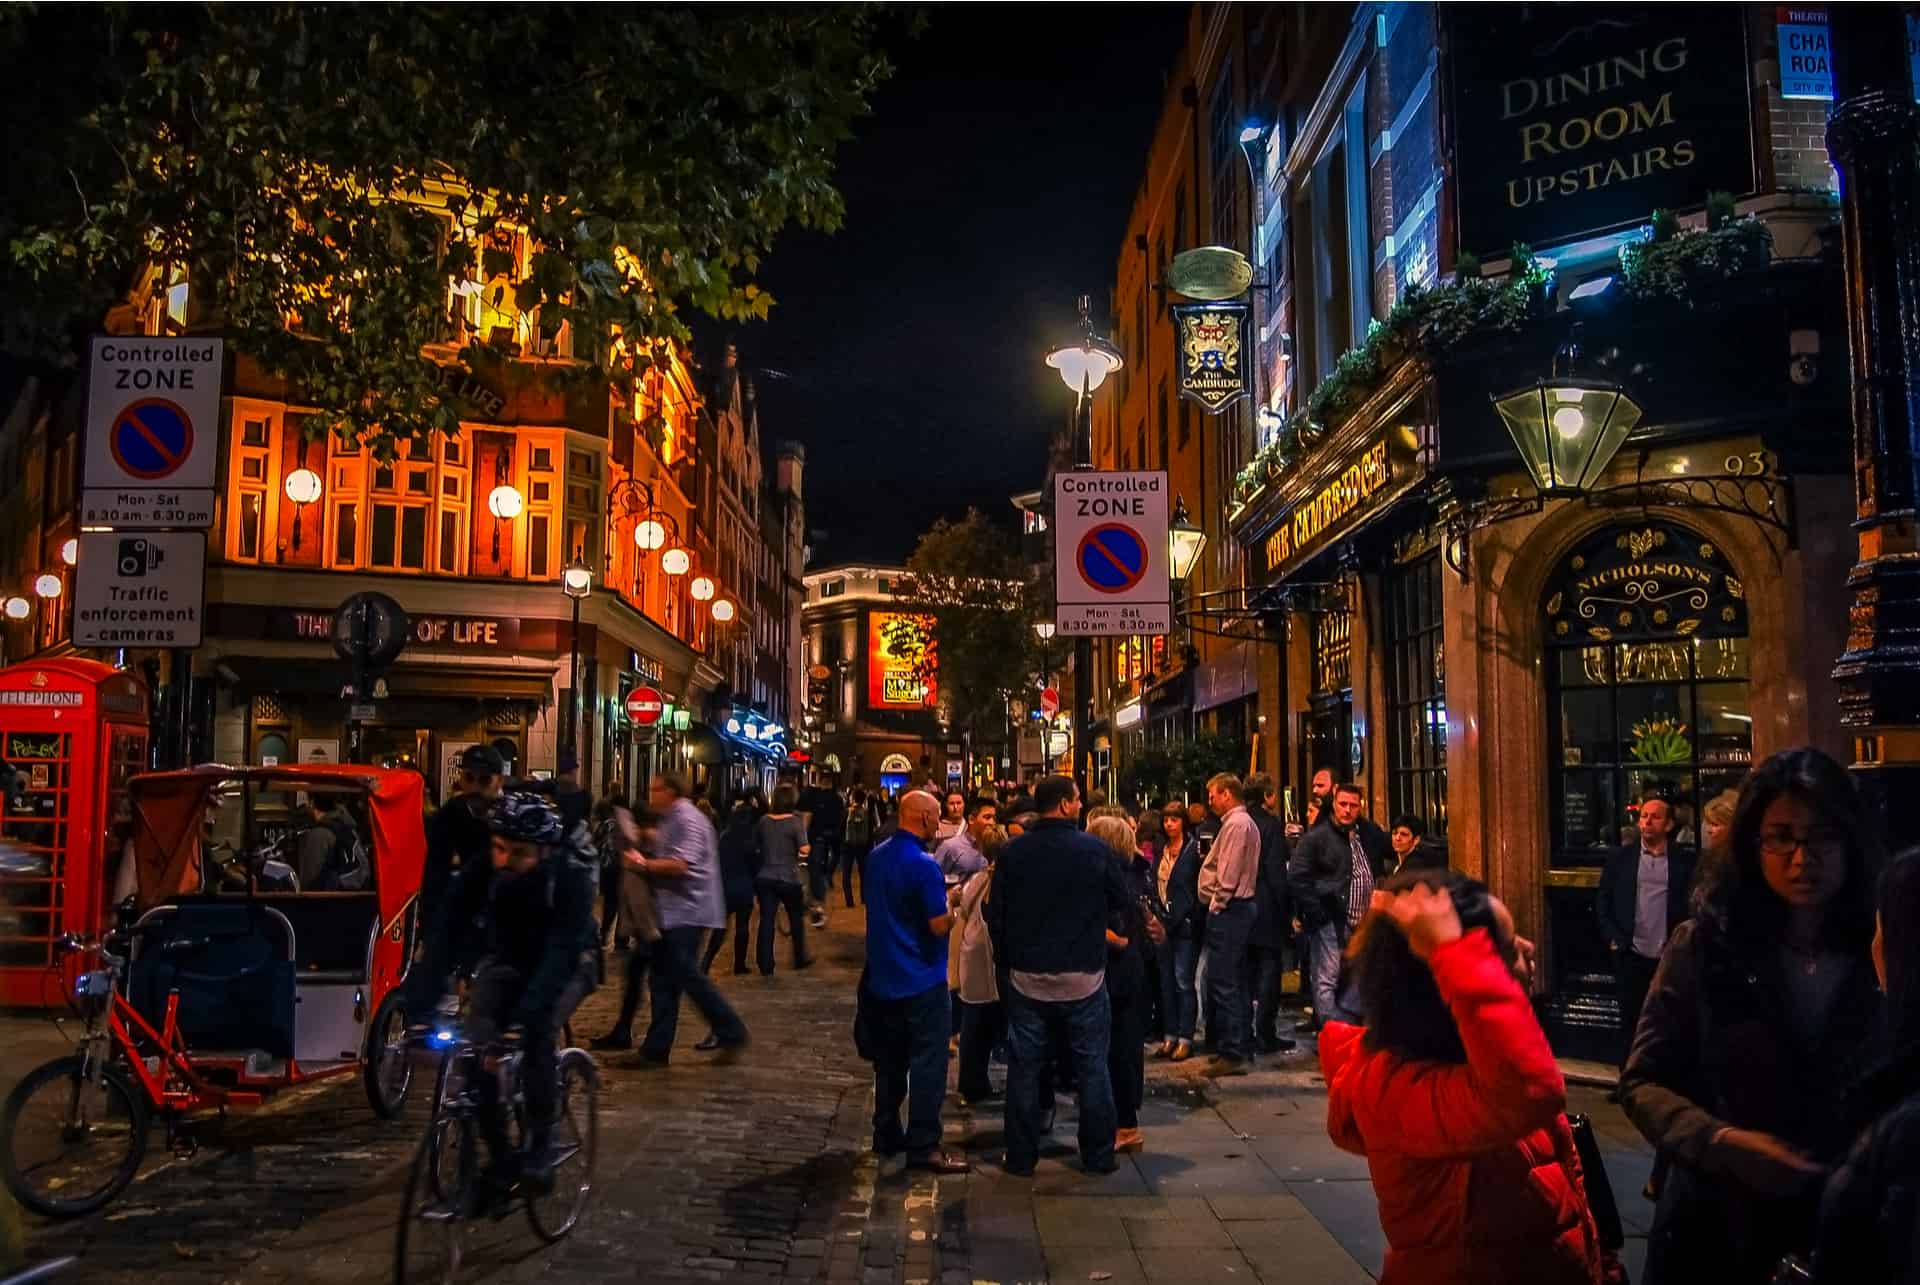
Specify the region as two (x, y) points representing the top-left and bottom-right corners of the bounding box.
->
(4, 908), (1660, 1283)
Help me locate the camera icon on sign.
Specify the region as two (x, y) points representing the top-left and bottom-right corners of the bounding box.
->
(116, 538), (165, 578)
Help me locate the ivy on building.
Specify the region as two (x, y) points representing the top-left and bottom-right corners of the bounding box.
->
(1229, 199), (1777, 519)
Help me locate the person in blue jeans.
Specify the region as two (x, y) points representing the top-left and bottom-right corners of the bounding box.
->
(862, 789), (968, 1174)
(986, 775), (1133, 1176)
(1154, 804), (1205, 1062)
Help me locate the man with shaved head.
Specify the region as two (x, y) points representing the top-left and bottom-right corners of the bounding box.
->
(861, 789), (968, 1174)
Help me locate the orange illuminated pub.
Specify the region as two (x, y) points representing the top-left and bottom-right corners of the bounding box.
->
(0, 658), (149, 1006)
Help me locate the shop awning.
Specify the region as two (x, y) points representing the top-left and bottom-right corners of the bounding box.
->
(220, 656), (555, 703)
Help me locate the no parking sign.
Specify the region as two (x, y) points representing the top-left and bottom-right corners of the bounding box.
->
(1051, 470), (1170, 637)
(82, 336), (222, 530)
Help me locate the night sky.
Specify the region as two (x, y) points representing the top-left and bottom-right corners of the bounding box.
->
(741, 5), (1187, 567)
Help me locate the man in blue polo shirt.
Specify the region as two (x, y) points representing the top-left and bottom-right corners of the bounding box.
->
(863, 789), (968, 1174)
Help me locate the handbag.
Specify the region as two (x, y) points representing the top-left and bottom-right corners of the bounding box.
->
(1568, 1113), (1625, 1251)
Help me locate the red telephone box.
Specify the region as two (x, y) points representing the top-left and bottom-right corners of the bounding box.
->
(0, 658), (149, 1006)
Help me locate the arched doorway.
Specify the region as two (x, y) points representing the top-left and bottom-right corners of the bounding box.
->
(1540, 520), (1753, 1057)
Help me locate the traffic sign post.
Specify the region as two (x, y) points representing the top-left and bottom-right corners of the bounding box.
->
(1052, 470), (1171, 636)
(625, 686), (665, 727)
(83, 337), (223, 531)
(72, 532), (207, 648)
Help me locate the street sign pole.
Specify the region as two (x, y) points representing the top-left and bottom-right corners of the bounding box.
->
(1073, 375), (1093, 801)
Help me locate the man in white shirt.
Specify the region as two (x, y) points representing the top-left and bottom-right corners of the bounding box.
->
(1199, 773), (1261, 1077)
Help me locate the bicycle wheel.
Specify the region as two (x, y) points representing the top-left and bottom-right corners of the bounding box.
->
(1, 1055), (150, 1218)
(524, 1050), (598, 1242)
(363, 989), (414, 1119)
(395, 1109), (477, 1284)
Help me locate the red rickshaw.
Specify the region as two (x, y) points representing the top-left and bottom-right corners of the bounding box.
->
(0, 763), (428, 1217)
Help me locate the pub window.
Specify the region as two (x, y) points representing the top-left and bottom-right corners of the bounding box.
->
(1545, 522), (1752, 864)
(227, 414), (274, 564)
(328, 458), (364, 567)
(1385, 552), (1446, 837)
(1311, 607), (1352, 696)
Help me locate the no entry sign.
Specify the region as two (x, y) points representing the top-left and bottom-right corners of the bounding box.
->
(1040, 687), (1060, 716)
(1052, 470), (1170, 636)
(84, 337), (222, 530)
(625, 686), (665, 726)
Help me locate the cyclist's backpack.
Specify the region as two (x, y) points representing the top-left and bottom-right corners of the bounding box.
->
(318, 817), (369, 890)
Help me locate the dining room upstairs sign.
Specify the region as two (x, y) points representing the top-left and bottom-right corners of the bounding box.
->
(1448, 5), (1755, 258)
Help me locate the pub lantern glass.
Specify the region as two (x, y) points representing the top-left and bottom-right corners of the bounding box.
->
(1492, 377), (1643, 496)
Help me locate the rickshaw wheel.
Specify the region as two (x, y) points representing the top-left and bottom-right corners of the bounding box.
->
(524, 1050), (598, 1243)
(1, 1055), (150, 1218)
(364, 991), (414, 1119)
(396, 1110), (474, 1284)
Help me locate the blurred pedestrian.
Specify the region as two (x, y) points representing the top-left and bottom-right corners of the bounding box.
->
(1621, 748), (1881, 1284)
(702, 794), (761, 975)
(589, 803), (659, 1051)
(843, 785), (878, 907)
(1155, 802), (1204, 1062)
(1289, 781), (1391, 1035)
(805, 777), (845, 927)
(1812, 845), (1920, 1284)
(754, 784), (814, 976)
(986, 775), (1131, 1176)
(1243, 774), (1296, 1055)
(1323, 869), (1605, 1284)
(936, 790), (966, 844)
(1597, 790), (1697, 1081)
(951, 824), (1008, 1106)
(860, 790), (967, 1174)
(1198, 773), (1260, 1076)
(1090, 814), (1156, 1154)
(631, 773), (750, 1065)
(591, 791), (630, 949)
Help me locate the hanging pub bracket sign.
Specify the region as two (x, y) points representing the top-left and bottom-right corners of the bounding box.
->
(1172, 302), (1251, 413)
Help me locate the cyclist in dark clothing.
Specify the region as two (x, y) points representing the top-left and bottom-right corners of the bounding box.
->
(463, 792), (599, 1195)
(405, 744), (504, 1022)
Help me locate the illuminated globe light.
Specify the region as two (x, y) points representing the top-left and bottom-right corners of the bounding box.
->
(634, 518), (667, 551)
(660, 546), (691, 576)
(3, 597), (29, 620)
(34, 574), (62, 599)
(487, 484), (524, 520)
(1552, 405), (1586, 439)
(562, 561), (593, 599)
(59, 538), (78, 567)
(1044, 336), (1123, 393)
(690, 576), (716, 602)
(711, 598), (737, 623)
(283, 467), (323, 505)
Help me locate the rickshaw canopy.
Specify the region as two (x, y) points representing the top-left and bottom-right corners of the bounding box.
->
(128, 764), (427, 929)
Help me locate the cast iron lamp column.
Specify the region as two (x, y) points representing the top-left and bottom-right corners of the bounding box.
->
(562, 559), (592, 775)
(1827, 7), (1920, 840)
(1044, 296), (1123, 799)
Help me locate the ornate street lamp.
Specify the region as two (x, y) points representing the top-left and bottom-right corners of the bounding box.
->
(634, 517), (667, 551)
(1492, 332), (1644, 496)
(59, 538), (78, 567)
(562, 557), (592, 771)
(33, 574), (62, 600)
(1045, 301), (1124, 395)
(711, 597), (736, 623)
(689, 575), (716, 602)
(284, 462), (322, 551)
(3, 597), (29, 620)
(659, 546), (691, 577)
(1168, 495), (1207, 582)
(1033, 621), (1056, 641)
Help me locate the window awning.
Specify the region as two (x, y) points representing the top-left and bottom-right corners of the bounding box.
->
(219, 656), (555, 703)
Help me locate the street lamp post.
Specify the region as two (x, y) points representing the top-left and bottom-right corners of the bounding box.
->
(562, 558), (592, 774)
(1044, 296), (1123, 799)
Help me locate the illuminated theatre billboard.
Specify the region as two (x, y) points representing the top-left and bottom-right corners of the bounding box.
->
(867, 612), (938, 711)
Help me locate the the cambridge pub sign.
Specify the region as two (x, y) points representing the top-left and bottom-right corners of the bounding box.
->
(1172, 303), (1250, 413)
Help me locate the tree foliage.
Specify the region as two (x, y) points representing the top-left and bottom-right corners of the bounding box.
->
(890, 509), (1039, 746)
(0, 4), (896, 456)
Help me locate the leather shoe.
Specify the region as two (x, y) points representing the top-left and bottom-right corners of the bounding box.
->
(1202, 1056), (1251, 1078)
(589, 1030), (632, 1051)
(694, 1033), (724, 1052)
(1258, 1035), (1298, 1054)
(907, 1149), (970, 1174)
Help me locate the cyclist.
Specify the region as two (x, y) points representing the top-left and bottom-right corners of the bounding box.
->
(453, 791), (599, 1198)
(404, 745), (505, 1025)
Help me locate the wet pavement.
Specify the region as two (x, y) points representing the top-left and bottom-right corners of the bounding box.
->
(0, 911), (1660, 1282)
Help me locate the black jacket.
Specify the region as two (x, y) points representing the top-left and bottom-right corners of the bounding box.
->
(716, 808), (761, 910)
(487, 841), (600, 1030)
(1243, 802), (1292, 948)
(1596, 843), (1698, 958)
(1286, 815), (1391, 929)
(986, 817), (1130, 977)
(1621, 919), (1884, 1284)
(1813, 1045), (1920, 1285)
(1161, 836), (1205, 940)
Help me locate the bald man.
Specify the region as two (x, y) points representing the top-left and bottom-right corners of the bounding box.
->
(861, 788), (968, 1174)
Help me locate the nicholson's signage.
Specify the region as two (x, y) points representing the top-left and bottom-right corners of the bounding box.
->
(1258, 429), (1421, 586)
(1449, 5), (1755, 257)
(1173, 303), (1250, 413)
(1543, 522), (1748, 643)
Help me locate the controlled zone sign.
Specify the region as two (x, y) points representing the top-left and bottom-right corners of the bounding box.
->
(84, 336), (223, 530)
(1052, 470), (1170, 636)
(73, 531), (207, 648)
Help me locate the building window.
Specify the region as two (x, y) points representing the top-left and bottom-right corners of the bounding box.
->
(1544, 522), (1753, 865)
(1289, 75), (1372, 387)
(822, 579), (845, 599)
(1384, 552), (1446, 838)
(227, 414), (274, 563)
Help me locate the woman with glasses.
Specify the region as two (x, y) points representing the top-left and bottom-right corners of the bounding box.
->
(1620, 747), (1883, 1284)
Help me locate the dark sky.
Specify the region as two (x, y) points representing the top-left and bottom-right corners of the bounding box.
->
(742, 4), (1186, 567)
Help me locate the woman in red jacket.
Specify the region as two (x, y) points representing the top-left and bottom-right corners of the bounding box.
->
(1321, 870), (1604, 1285)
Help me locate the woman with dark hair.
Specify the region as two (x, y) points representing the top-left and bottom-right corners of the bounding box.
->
(1154, 803), (1204, 1062)
(1322, 867), (1603, 1284)
(702, 794), (763, 975)
(1621, 747), (1883, 1284)
(1811, 845), (1920, 1283)
(753, 784), (813, 975)
(1388, 814), (1445, 873)
(1091, 814), (1157, 1154)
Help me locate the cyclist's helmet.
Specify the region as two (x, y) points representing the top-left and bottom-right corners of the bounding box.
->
(489, 791), (562, 845)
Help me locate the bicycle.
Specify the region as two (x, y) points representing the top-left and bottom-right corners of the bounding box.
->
(394, 1028), (598, 1283)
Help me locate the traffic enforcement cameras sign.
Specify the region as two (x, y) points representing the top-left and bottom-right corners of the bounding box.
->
(1052, 470), (1171, 637)
(83, 336), (223, 530)
(73, 531), (207, 648)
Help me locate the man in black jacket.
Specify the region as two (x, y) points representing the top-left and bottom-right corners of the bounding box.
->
(1286, 782), (1392, 1033)
(405, 744), (505, 1025)
(985, 775), (1132, 1176)
(1595, 792), (1695, 1073)
(1240, 774), (1296, 1054)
